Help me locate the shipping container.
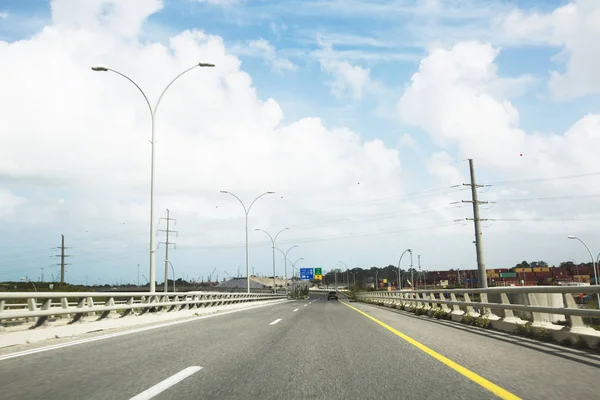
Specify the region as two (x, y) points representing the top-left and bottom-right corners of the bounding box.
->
(500, 272), (517, 278)
(487, 269), (496, 273)
(535, 271), (553, 278)
(533, 267), (550, 272)
(496, 268), (510, 273)
(489, 273), (500, 278)
(514, 267), (533, 273)
(574, 275), (591, 282)
(570, 266), (592, 274)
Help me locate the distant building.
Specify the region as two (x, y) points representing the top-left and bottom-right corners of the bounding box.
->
(217, 276), (311, 290)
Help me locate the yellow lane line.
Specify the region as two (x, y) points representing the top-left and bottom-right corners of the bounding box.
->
(340, 301), (521, 400)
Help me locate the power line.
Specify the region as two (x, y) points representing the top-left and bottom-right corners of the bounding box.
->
(489, 217), (600, 222)
(492, 193), (600, 203)
(482, 172), (600, 186)
(54, 234), (71, 284)
(158, 209), (177, 292)
(462, 158), (488, 288)
(178, 220), (461, 251)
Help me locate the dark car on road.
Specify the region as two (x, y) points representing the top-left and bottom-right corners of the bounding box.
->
(327, 291), (338, 300)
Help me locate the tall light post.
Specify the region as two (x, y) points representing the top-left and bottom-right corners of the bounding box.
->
(289, 257), (304, 296)
(167, 261), (176, 292)
(397, 249), (411, 291)
(568, 236), (600, 306)
(221, 191), (275, 293)
(256, 228), (289, 292)
(275, 245), (298, 295)
(20, 277), (37, 292)
(350, 271), (358, 288)
(92, 62), (215, 292)
(338, 261), (348, 288)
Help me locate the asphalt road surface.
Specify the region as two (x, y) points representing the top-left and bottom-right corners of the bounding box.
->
(0, 293), (598, 400)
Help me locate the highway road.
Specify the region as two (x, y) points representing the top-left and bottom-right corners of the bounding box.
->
(0, 293), (598, 399)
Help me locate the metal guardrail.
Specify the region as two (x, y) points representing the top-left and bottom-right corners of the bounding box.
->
(356, 286), (600, 332)
(0, 291), (286, 329)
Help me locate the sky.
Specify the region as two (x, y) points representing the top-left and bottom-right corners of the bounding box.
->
(1, 0), (600, 285)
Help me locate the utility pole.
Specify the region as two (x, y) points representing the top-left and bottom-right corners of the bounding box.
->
(418, 255), (421, 289)
(462, 158), (488, 288)
(55, 234), (70, 284)
(40, 267), (44, 282)
(158, 209), (177, 292)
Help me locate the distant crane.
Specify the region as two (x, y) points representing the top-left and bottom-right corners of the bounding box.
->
(208, 268), (217, 283)
(224, 271), (232, 279)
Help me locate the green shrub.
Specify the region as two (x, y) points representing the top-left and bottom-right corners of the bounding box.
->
(414, 307), (427, 316)
(475, 318), (491, 329)
(432, 308), (448, 320)
(516, 323), (532, 337)
(534, 328), (552, 342)
(560, 338), (572, 347)
(575, 337), (589, 349)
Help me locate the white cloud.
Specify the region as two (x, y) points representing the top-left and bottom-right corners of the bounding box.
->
(3, 0), (600, 284)
(0, 12), (8, 20)
(232, 38), (296, 72)
(319, 58), (372, 100)
(398, 133), (419, 151)
(2, 0), (448, 282)
(398, 40), (600, 228)
(269, 22), (287, 38)
(196, 0), (240, 5)
(500, 0), (600, 99)
(0, 189), (26, 220)
(50, 0), (163, 39)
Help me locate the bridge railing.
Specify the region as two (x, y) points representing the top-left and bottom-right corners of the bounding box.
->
(0, 291), (286, 329)
(357, 286), (600, 346)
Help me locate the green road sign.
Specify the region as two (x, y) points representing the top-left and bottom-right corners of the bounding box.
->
(315, 268), (322, 275)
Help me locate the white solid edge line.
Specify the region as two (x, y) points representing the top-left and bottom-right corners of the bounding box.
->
(129, 366), (202, 400)
(293, 308), (299, 312)
(269, 318), (282, 325)
(0, 300), (284, 362)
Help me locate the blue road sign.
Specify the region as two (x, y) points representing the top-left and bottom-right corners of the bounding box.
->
(300, 268), (314, 280)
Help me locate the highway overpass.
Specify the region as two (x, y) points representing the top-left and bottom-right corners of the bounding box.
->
(0, 290), (598, 399)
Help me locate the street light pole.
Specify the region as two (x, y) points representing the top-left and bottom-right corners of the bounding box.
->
(288, 257), (304, 296)
(221, 191), (275, 293)
(350, 271), (358, 288)
(20, 277), (37, 292)
(568, 236), (600, 306)
(256, 228), (289, 292)
(338, 261), (348, 288)
(92, 62), (215, 292)
(275, 245), (298, 296)
(167, 260), (175, 292)
(397, 249), (411, 291)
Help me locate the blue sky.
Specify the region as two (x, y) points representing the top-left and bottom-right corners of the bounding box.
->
(0, 0), (589, 141)
(1, 0), (600, 285)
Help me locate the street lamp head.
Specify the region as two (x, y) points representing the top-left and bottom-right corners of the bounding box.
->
(91, 66), (108, 72)
(198, 63), (215, 67)
(568, 235), (577, 239)
(267, 191), (275, 194)
(220, 190), (228, 194)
